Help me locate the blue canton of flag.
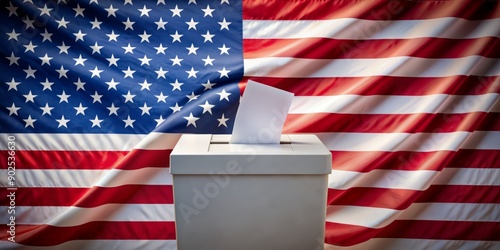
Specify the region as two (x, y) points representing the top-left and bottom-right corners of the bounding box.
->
(1, 0), (242, 134)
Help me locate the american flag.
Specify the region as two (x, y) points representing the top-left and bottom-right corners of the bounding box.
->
(1, 0), (499, 249)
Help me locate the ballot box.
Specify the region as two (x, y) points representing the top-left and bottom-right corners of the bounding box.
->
(170, 134), (331, 250)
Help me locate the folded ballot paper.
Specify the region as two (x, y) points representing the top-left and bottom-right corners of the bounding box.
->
(230, 80), (294, 144)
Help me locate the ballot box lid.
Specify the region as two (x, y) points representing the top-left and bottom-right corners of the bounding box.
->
(170, 134), (331, 175)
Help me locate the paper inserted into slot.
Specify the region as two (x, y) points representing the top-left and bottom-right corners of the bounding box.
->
(230, 80), (294, 144)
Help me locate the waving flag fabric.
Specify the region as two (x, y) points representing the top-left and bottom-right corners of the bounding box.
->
(1, 0), (499, 249)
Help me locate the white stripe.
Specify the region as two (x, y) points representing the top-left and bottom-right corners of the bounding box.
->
(0, 133), (181, 151)
(3, 131), (497, 152)
(325, 239), (499, 250)
(318, 131), (500, 151)
(244, 56), (500, 78)
(0, 168), (172, 188)
(243, 18), (500, 39)
(134, 132), (181, 149)
(0, 204), (175, 226)
(328, 168), (500, 190)
(328, 170), (438, 190)
(460, 130), (500, 150)
(326, 205), (399, 228)
(0, 240), (177, 250)
(326, 203), (498, 228)
(8, 167), (492, 190)
(433, 168), (500, 186)
(400, 203), (499, 222)
(289, 93), (498, 114)
(0, 133), (146, 151)
(93, 167), (172, 187)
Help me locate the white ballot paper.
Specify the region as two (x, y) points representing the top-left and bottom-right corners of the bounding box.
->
(230, 80), (294, 144)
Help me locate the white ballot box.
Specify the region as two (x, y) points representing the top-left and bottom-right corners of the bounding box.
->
(170, 134), (332, 250)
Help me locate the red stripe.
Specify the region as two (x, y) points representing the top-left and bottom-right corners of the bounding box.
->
(0, 222), (176, 246)
(7, 184), (497, 208)
(73, 185), (173, 208)
(325, 221), (500, 246)
(330, 150), (499, 172)
(5, 150), (127, 170)
(284, 113), (500, 133)
(112, 149), (171, 170)
(3, 149), (496, 182)
(378, 220), (500, 240)
(325, 221), (380, 246)
(1, 149), (171, 170)
(415, 185), (500, 204)
(6, 149), (496, 180)
(328, 185), (500, 209)
(240, 76), (500, 96)
(244, 37), (500, 59)
(328, 188), (420, 210)
(243, 0), (500, 20)
(1, 185), (173, 207)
